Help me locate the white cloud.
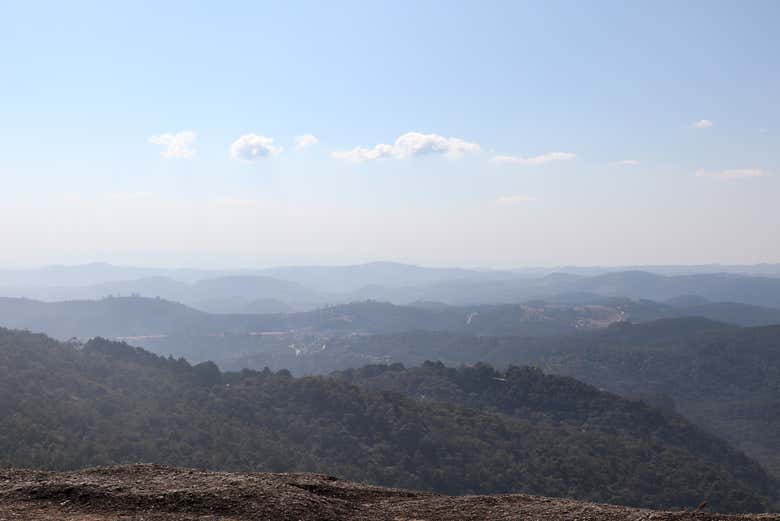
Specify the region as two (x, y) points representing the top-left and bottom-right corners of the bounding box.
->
(393, 132), (480, 158)
(331, 132), (480, 163)
(230, 134), (282, 161)
(693, 119), (714, 129)
(497, 195), (536, 204)
(331, 144), (396, 163)
(294, 134), (319, 150)
(148, 131), (197, 159)
(490, 152), (576, 165)
(612, 159), (640, 166)
(695, 168), (768, 180)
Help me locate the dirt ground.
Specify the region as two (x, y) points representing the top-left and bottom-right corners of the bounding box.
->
(1, 465), (778, 521)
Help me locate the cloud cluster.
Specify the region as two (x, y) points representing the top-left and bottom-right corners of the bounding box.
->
(148, 131), (197, 159)
(294, 134), (319, 150)
(331, 132), (480, 163)
(331, 144), (396, 162)
(693, 119), (714, 129)
(491, 152), (576, 165)
(695, 168), (767, 180)
(152, 130), (771, 186)
(229, 134), (282, 161)
(394, 132), (481, 158)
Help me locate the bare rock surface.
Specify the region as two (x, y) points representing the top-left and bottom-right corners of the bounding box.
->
(0, 465), (778, 521)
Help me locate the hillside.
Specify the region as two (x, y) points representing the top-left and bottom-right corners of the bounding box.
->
(320, 320), (780, 479)
(4, 465), (778, 521)
(567, 272), (780, 308)
(525, 322), (780, 480)
(0, 274), (330, 313)
(337, 271), (780, 308)
(3, 295), (779, 358)
(0, 328), (776, 512)
(206, 317), (733, 374)
(1, 297), (620, 340)
(333, 362), (726, 447)
(5, 265), (780, 312)
(0, 296), (206, 339)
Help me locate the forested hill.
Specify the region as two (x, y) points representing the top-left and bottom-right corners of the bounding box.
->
(333, 361), (780, 502)
(2, 295), (780, 343)
(334, 362), (712, 442)
(324, 320), (780, 479)
(523, 321), (780, 480)
(0, 327), (777, 513)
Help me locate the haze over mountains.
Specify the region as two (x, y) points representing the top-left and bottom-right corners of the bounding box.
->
(5, 1), (779, 518)
(2, 262), (780, 513)
(2, 293), (780, 351)
(3, 261), (780, 288)
(4, 262), (780, 313)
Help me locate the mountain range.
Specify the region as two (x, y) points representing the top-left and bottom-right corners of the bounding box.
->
(3, 263), (780, 312)
(2, 262), (780, 510)
(2, 294), (780, 344)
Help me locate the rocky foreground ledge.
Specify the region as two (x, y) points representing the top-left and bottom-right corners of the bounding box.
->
(0, 465), (778, 521)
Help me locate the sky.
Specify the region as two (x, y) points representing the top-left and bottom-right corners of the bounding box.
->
(0, 1), (778, 269)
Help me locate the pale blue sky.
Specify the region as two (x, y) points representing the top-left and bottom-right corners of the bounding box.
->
(1, 1), (778, 268)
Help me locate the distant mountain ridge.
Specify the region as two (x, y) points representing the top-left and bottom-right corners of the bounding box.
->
(3, 263), (780, 311)
(2, 294), (780, 343)
(357, 271), (780, 308)
(0, 262), (515, 294)
(2, 261), (778, 286)
(0, 275), (331, 313)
